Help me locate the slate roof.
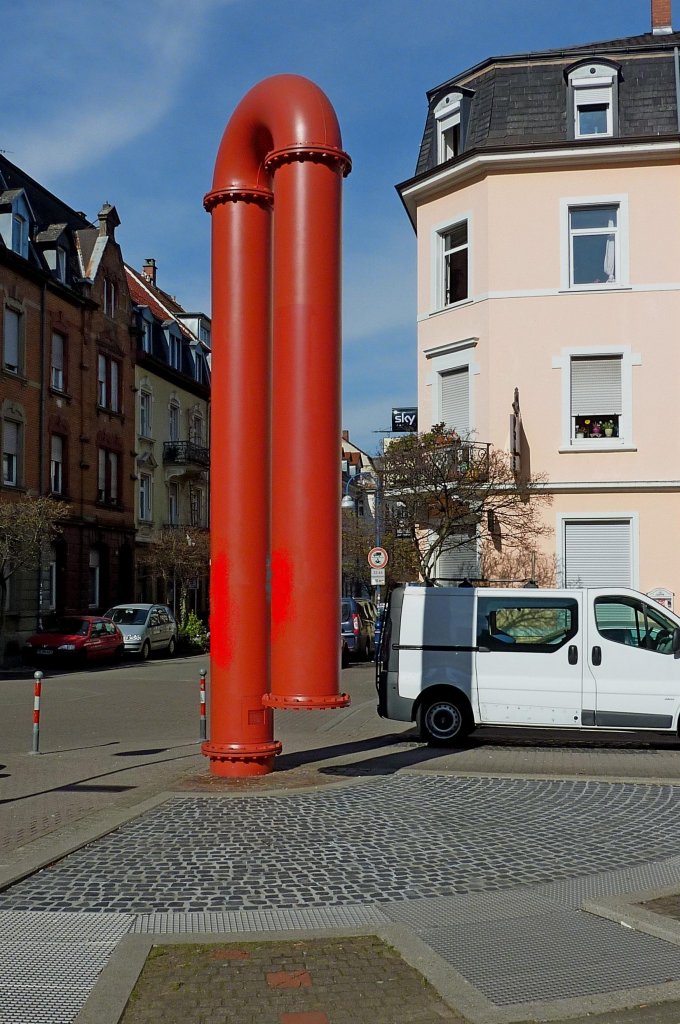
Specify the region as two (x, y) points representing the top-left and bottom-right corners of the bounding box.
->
(411, 28), (680, 180)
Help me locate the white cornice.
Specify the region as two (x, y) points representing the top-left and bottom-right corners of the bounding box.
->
(399, 140), (680, 221)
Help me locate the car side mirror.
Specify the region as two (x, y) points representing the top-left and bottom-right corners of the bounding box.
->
(672, 628), (680, 654)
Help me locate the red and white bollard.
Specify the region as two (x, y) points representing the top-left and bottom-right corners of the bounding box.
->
(199, 669), (207, 741)
(31, 671), (42, 754)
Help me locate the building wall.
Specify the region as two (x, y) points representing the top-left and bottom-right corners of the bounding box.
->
(415, 158), (680, 600)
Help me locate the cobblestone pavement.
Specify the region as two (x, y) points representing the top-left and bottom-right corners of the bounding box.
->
(2, 776), (679, 914)
(3, 773), (680, 1023)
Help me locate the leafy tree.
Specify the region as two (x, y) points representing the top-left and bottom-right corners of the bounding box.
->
(136, 526), (209, 624)
(380, 423), (552, 583)
(0, 496), (67, 642)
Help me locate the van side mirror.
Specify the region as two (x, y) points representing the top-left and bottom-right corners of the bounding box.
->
(672, 628), (680, 654)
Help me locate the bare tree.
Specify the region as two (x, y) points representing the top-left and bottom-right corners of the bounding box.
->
(478, 539), (559, 588)
(342, 494), (420, 597)
(0, 496), (67, 641)
(380, 423), (553, 583)
(136, 526), (209, 623)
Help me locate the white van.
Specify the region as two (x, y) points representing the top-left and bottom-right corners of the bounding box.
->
(377, 584), (680, 744)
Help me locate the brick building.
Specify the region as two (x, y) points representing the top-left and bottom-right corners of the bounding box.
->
(0, 156), (136, 657)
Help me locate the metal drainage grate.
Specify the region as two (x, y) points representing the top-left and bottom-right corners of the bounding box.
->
(421, 909), (680, 1005)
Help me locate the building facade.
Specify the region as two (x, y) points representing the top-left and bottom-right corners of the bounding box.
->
(0, 157), (135, 658)
(125, 260), (210, 618)
(398, 0), (680, 604)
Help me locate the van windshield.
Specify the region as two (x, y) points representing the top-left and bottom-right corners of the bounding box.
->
(107, 608), (148, 626)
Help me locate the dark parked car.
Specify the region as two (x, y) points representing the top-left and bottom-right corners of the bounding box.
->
(22, 616), (124, 666)
(341, 597), (377, 666)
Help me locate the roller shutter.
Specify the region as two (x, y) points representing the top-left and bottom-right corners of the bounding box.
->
(563, 519), (632, 587)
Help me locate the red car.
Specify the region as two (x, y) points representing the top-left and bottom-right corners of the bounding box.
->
(22, 615), (124, 667)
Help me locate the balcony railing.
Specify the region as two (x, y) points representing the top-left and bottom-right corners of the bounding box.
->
(383, 440), (491, 490)
(163, 441), (210, 468)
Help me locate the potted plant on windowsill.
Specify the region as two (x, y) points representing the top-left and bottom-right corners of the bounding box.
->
(602, 419), (615, 438)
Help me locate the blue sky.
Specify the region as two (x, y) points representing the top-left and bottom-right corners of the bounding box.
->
(3, 0), (650, 453)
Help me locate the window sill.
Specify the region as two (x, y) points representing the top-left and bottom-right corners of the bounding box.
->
(559, 285), (631, 295)
(1, 368), (28, 384)
(49, 387), (72, 401)
(96, 406), (124, 421)
(429, 297), (473, 317)
(559, 443), (637, 453)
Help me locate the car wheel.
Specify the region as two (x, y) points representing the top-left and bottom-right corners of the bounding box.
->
(140, 640), (151, 661)
(417, 695), (469, 745)
(167, 636), (176, 657)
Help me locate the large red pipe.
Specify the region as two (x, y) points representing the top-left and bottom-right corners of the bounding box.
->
(203, 75), (351, 777)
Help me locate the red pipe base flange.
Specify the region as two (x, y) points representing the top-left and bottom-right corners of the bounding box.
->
(201, 740), (283, 777)
(262, 692), (350, 710)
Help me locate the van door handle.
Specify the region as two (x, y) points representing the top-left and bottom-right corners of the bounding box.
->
(568, 645), (578, 665)
(592, 645), (602, 666)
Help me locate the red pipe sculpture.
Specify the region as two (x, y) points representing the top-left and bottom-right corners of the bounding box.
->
(203, 75), (351, 777)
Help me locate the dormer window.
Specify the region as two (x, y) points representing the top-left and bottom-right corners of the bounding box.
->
(0, 190), (32, 258)
(567, 62), (619, 140)
(56, 247), (67, 282)
(434, 91), (466, 164)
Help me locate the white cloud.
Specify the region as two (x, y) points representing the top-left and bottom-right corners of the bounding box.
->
(4, 0), (235, 181)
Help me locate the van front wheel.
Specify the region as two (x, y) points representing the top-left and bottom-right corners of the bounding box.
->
(418, 696), (468, 745)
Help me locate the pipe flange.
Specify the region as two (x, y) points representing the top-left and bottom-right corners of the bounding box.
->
(264, 145), (352, 177)
(201, 739), (283, 759)
(203, 185), (274, 212)
(262, 692), (351, 710)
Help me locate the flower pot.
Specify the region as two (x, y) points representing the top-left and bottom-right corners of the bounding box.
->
(604, 428), (613, 437)
(576, 432), (584, 439)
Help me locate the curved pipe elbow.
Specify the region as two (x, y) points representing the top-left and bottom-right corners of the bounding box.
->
(208, 74), (350, 198)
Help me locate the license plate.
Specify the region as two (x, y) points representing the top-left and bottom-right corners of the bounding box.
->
(37, 649), (54, 656)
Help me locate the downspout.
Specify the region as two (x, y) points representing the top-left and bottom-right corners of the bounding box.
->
(203, 74), (351, 777)
(675, 48), (680, 132)
(37, 280), (47, 629)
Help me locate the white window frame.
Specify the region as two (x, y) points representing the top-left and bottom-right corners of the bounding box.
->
(168, 482), (179, 526)
(426, 338), (479, 432)
(139, 473), (152, 522)
(140, 391), (152, 438)
(104, 278), (116, 317)
(56, 247), (67, 282)
(568, 64), (617, 140)
(560, 194), (629, 292)
(557, 511), (639, 589)
(141, 318), (152, 353)
(190, 410), (204, 446)
(50, 434), (64, 494)
(168, 400), (180, 442)
(51, 331), (65, 391)
(431, 213), (472, 312)
(552, 344), (640, 451)
(3, 306), (21, 375)
(88, 547), (100, 609)
(12, 213), (27, 257)
(2, 419), (20, 486)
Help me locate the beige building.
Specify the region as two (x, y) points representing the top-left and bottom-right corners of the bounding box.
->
(125, 260), (210, 616)
(398, 1), (680, 605)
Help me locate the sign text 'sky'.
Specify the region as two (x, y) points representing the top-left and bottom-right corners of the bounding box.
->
(392, 407), (418, 432)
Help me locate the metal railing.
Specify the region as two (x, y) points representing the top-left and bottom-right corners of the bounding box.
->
(162, 440), (210, 467)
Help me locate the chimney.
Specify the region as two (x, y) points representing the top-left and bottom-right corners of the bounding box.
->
(143, 258), (157, 286)
(341, 429), (349, 443)
(97, 203), (120, 238)
(652, 0), (672, 33)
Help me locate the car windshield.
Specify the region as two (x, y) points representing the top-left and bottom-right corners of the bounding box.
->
(106, 608), (148, 626)
(44, 618), (90, 636)
(341, 601), (351, 622)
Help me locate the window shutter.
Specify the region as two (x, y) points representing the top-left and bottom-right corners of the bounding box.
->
(563, 519), (632, 587)
(570, 357), (621, 416)
(436, 533), (478, 582)
(440, 368), (469, 434)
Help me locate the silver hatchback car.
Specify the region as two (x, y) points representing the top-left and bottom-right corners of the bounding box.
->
(104, 603), (178, 659)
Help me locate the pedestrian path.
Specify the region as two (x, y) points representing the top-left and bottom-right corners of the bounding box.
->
(2, 772), (680, 1023)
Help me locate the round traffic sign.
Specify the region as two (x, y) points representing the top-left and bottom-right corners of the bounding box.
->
(367, 546), (389, 569)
